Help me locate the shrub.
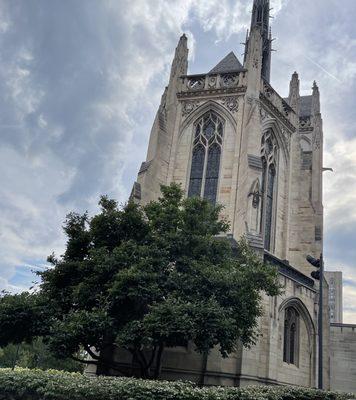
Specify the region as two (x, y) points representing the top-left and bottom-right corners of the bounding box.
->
(0, 368), (352, 400)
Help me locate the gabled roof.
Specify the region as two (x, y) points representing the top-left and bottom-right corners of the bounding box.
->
(209, 51), (244, 74)
(300, 95), (313, 117)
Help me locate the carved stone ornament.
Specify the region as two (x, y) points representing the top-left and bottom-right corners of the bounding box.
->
(300, 116), (311, 129)
(263, 83), (273, 98)
(252, 191), (260, 209)
(260, 107), (272, 122)
(281, 127), (291, 148)
(187, 77), (204, 91)
(299, 116), (313, 132)
(313, 130), (321, 150)
(222, 96), (239, 113)
(247, 96), (254, 106)
(182, 100), (200, 117)
(221, 73), (239, 88)
(282, 101), (290, 117)
(208, 75), (217, 88)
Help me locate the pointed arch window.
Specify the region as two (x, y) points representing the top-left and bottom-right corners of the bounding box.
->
(188, 112), (223, 204)
(283, 307), (300, 366)
(260, 130), (278, 252)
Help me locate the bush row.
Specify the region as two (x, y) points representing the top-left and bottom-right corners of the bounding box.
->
(0, 368), (352, 400)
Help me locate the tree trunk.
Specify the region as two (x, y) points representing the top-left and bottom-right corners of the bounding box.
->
(154, 343), (165, 379)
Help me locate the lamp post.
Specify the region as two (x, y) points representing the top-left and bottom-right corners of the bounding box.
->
(306, 253), (324, 390)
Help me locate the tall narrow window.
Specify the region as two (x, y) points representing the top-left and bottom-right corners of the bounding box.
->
(188, 112), (223, 204)
(283, 307), (299, 366)
(260, 130), (278, 252)
(188, 145), (205, 198)
(289, 322), (296, 365)
(264, 166), (275, 251)
(204, 144), (221, 204)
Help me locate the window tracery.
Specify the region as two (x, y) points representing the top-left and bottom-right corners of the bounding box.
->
(188, 111), (223, 204)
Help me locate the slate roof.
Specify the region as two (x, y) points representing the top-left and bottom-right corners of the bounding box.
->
(209, 51), (244, 74)
(300, 95), (313, 117)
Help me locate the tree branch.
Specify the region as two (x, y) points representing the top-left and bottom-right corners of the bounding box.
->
(154, 343), (165, 379)
(128, 348), (148, 378)
(84, 345), (100, 360)
(147, 345), (157, 369)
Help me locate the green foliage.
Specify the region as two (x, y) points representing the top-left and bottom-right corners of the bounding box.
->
(0, 369), (352, 400)
(0, 184), (281, 378)
(0, 339), (83, 372)
(0, 292), (48, 346)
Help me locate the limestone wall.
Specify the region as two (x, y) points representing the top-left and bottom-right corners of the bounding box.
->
(330, 324), (356, 393)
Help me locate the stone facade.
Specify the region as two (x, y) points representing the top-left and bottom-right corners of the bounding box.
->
(330, 324), (356, 393)
(128, 0), (330, 390)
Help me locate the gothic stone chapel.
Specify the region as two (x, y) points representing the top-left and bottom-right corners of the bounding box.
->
(130, 0), (329, 388)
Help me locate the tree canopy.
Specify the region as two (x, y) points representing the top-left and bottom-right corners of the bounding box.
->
(0, 184), (280, 378)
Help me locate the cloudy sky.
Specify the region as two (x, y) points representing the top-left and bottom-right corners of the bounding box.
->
(0, 0), (356, 322)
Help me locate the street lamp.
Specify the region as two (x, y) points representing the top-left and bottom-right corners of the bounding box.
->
(306, 254), (324, 390)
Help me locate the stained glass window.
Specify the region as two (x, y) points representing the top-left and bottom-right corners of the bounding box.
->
(188, 112), (223, 204)
(188, 144), (205, 198)
(260, 160), (267, 232)
(290, 323), (296, 364)
(204, 144), (221, 204)
(283, 307), (299, 366)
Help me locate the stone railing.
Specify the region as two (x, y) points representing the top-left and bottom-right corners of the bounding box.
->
(180, 72), (241, 93)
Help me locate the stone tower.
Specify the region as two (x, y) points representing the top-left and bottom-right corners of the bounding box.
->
(130, 0), (329, 388)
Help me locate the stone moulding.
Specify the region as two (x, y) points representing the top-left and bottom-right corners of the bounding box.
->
(248, 154), (263, 170)
(177, 86), (247, 100)
(138, 160), (152, 174)
(265, 252), (315, 289)
(130, 182), (141, 200)
(181, 96), (239, 118)
(259, 94), (297, 134)
(246, 233), (264, 249)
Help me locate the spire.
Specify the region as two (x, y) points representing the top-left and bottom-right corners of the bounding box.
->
(169, 33), (188, 82)
(166, 34), (189, 105)
(247, 0), (272, 82)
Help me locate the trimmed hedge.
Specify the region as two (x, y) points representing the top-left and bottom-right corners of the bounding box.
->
(0, 368), (352, 400)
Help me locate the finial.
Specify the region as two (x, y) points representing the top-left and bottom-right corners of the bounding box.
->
(312, 80), (320, 113)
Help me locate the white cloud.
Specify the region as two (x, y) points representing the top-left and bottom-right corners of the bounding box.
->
(0, 0), (355, 332)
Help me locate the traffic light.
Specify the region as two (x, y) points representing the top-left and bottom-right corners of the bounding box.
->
(306, 255), (321, 280)
(311, 270), (320, 280)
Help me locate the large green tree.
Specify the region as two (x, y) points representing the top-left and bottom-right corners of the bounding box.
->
(0, 184), (280, 378)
